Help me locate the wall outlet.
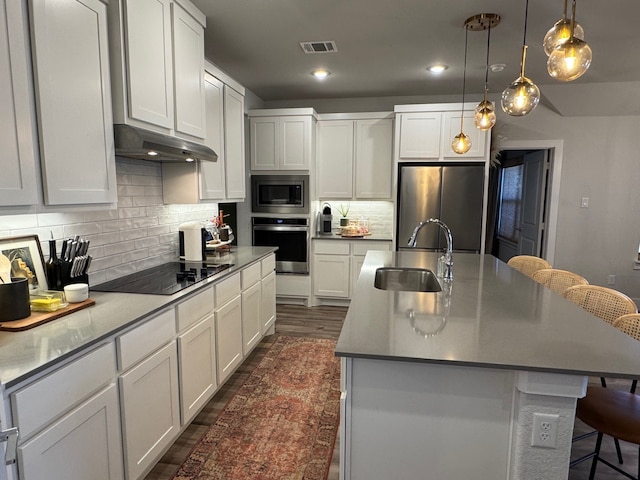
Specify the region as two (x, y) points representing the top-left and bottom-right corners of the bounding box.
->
(581, 197), (589, 208)
(531, 413), (559, 448)
(608, 275), (616, 285)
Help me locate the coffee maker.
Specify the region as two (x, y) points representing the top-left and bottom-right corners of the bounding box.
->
(179, 221), (209, 261)
(317, 203), (333, 235)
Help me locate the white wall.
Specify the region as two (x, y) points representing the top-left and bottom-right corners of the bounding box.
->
(266, 95), (640, 299)
(0, 159), (219, 286)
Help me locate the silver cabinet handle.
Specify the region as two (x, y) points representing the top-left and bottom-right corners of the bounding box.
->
(0, 427), (18, 465)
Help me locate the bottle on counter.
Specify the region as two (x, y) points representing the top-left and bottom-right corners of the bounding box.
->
(45, 237), (61, 290)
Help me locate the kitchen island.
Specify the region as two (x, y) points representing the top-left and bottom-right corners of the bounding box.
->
(336, 251), (640, 480)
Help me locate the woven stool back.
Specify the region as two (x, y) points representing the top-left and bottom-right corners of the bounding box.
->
(563, 285), (637, 325)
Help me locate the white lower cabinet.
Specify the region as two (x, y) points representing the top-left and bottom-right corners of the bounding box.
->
(177, 315), (217, 425)
(242, 281), (262, 355)
(18, 383), (123, 480)
(119, 341), (180, 480)
(313, 240), (391, 300)
(261, 271), (276, 334)
(215, 295), (243, 384)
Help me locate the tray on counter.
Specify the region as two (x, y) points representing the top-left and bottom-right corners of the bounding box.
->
(0, 298), (96, 332)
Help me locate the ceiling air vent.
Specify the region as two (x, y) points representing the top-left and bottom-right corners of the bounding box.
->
(299, 41), (338, 54)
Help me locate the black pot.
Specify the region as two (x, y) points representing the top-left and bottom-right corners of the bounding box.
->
(0, 278), (31, 322)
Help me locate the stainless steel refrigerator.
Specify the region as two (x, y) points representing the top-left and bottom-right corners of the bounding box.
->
(396, 163), (484, 252)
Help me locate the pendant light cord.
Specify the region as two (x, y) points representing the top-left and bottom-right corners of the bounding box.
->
(460, 26), (469, 131)
(522, 0), (529, 46)
(484, 23), (491, 90)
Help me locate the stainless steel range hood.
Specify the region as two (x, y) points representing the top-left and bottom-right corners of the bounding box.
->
(114, 124), (217, 162)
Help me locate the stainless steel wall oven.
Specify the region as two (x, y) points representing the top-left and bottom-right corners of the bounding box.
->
(251, 175), (309, 214)
(252, 217), (309, 274)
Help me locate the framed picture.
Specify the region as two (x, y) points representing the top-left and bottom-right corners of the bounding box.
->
(0, 235), (48, 290)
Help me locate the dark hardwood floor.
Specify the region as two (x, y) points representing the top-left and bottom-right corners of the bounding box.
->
(143, 304), (347, 480)
(145, 304), (637, 480)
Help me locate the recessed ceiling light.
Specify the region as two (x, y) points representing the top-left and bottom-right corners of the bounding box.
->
(490, 63), (506, 72)
(147, 151), (159, 156)
(312, 69), (331, 79)
(427, 64), (449, 74)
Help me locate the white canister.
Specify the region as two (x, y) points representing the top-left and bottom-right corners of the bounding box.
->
(64, 283), (89, 303)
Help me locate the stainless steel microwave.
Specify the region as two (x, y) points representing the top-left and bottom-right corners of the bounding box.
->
(251, 175), (309, 214)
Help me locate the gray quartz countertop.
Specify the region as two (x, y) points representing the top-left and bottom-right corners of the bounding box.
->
(336, 250), (640, 379)
(0, 246), (276, 388)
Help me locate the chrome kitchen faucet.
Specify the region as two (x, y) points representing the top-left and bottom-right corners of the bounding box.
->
(407, 218), (453, 281)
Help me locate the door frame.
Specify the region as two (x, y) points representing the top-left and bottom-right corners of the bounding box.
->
(496, 139), (563, 265)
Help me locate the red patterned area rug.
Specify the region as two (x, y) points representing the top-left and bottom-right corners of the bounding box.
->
(172, 335), (340, 480)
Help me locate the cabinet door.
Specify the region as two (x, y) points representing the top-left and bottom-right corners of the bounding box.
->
(30, 0), (117, 204)
(200, 73), (225, 199)
(398, 112), (441, 159)
(313, 255), (350, 298)
(224, 86), (246, 199)
(18, 384), (123, 480)
(241, 282), (262, 355)
(350, 256), (365, 299)
(172, 1), (205, 139)
(215, 295), (243, 383)
(178, 315), (217, 425)
(0, 0), (38, 206)
(261, 271), (276, 334)
(317, 120), (354, 198)
(441, 111), (488, 160)
(123, 0), (173, 129)
(280, 116), (312, 170)
(355, 119), (393, 199)
(250, 117), (279, 170)
(120, 341), (180, 480)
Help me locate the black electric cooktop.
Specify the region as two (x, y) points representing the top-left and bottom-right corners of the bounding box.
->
(92, 262), (234, 295)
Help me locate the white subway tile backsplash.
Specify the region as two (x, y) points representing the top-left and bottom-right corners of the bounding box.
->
(103, 240), (136, 256)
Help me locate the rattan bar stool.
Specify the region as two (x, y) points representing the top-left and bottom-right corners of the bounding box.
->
(531, 268), (589, 295)
(571, 314), (640, 479)
(562, 285), (637, 325)
(506, 255), (551, 278)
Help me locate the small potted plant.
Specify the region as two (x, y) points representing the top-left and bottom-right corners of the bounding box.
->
(338, 203), (350, 227)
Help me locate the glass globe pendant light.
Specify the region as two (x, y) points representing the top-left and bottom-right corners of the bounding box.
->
(451, 26), (471, 155)
(543, 0), (584, 56)
(501, 0), (540, 116)
(467, 14), (501, 131)
(547, 0), (591, 81)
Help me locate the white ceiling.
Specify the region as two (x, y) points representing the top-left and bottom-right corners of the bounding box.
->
(190, 0), (640, 116)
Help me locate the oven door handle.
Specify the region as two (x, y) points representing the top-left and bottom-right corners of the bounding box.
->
(252, 226), (309, 232)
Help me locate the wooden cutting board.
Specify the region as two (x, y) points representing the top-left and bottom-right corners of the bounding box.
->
(0, 298), (96, 332)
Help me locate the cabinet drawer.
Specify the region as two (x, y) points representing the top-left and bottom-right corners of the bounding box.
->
(11, 343), (116, 440)
(117, 309), (176, 372)
(176, 285), (214, 332)
(215, 272), (241, 306)
(351, 241), (392, 256)
(241, 262), (261, 290)
(314, 240), (350, 255)
(261, 254), (276, 277)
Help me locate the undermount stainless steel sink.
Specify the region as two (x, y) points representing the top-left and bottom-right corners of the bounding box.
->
(374, 267), (442, 293)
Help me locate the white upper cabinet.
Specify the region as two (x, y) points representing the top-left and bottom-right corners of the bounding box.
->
(172, 1), (205, 139)
(249, 109), (317, 171)
(397, 112), (442, 159)
(395, 104), (489, 163)
(108, 0), (206, 140)
(163, 65), (246, 204)
(30, 0), (117, 205)
(0, 0), (38, 206)
(223, 85), (246, 199)
(317, 114), (393, 200)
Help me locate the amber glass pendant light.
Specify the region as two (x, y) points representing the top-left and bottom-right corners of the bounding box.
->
(543, 0), (584, 56)
(547, 0), (591, 81)
(451, 26), (471, 155)
(501, 0), (540, 116)
(466, 14), (501, 131)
